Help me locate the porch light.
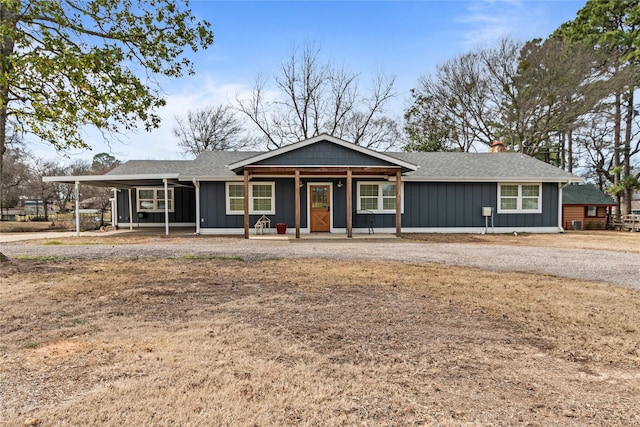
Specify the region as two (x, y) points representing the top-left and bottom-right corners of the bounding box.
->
(337, 180), (343, 188)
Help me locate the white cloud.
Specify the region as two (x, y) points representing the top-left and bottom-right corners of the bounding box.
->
(456, 0), (545, 48)
(31, 74), (259, 163)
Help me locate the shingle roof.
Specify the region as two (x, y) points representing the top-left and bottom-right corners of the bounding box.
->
(107, 160), (193, 175)
(389, 152), (577, 182)
(105, 149), (579, 183)
(562, 184), (616, 205)
(188, 151), (262, 178)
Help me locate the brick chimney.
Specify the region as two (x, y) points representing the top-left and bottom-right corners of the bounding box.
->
(490, 141), (507, 153)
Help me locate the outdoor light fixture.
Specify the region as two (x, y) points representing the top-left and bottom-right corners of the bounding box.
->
(337, 180), (343, 188)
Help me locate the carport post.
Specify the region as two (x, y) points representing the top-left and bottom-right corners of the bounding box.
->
(74, 180), (80, 237)
(112, 189), (118, 228)
(163, 178), (169, 236)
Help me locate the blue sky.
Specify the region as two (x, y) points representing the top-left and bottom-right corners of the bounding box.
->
(31, 0), (587, 163)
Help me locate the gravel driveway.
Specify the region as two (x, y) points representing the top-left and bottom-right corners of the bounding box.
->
(2, 237), (639, 289)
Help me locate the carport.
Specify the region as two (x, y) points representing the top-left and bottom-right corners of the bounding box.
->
(42, 173), (182, 236)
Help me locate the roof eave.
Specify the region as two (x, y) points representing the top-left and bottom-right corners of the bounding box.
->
(401, 176), (583, 183)
(44, 173), (181, 183)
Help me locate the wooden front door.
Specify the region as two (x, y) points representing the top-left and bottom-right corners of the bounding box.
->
(310, 184), (330, 232)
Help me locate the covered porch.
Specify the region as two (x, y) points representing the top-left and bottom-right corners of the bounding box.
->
(239, 165), (404, 239)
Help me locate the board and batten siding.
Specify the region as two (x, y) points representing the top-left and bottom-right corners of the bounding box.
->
(402, 182), (559, 228)
(199, 179), (308, 229)
(115, 186), (195, 224)
(255, 140), (397, 167)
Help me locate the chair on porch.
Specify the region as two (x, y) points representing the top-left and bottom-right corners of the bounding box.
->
(254, 214), (271, 235)
(355, 210), (375, 234)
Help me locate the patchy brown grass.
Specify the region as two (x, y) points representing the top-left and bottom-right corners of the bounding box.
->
(405, 230), (640, 253)
(0, 220), (73, 233)
(1, 256), (639, 426)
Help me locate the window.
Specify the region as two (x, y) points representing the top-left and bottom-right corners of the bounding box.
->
(497, 183), (541, 213)
(586, 206), (597, 217)
(357, 182), (402, 214)
(137, 188), (174, 212)
(226, 182), (275, 215)
(227, 183), (244, 213)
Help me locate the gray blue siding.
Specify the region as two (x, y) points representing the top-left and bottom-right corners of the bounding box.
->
(115, 180), (559, 230)
(402, 182), (558, 228)
(115, 187), (195, 224)
(255, 140), (396, 167)
(199, 179), (308, 229)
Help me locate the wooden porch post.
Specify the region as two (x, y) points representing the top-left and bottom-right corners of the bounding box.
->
(346, 169), (353, 238)
(295, 170), (301, 239)
(395, 169), (402, 237)
(243, 169), (249, 239)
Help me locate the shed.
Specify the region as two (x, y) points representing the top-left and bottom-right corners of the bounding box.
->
(562, 184), (616, 230)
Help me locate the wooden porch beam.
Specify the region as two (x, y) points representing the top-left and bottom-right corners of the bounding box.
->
(243, 166), (402, 175)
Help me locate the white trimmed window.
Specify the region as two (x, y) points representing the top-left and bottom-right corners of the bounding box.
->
(137, 188), (174, 212)
(226, 183), (245, 214)
(357, 182), (402, 214)
(226, 182), (276, 215)
(497, 183), (542, 213)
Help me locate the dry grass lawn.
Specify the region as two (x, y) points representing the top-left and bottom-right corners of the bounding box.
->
(1, 248), (639, 425)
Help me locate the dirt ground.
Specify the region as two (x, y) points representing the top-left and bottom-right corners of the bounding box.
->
(1, 230), (640, 426)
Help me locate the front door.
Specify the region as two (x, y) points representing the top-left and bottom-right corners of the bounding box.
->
(310, 184), (330, 232)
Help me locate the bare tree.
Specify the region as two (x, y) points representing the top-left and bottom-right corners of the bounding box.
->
(554, 0), (640, 213)
(46, 159), (92, 215)
(406, 38), (615, 158)
(236, 43), (400, 151)
(406, 49), (499, 152)
(26, 158), (61, 221)
(173, 105), (255, 157)
(496, 38), (618, 158)
(0, 136), (31, 216)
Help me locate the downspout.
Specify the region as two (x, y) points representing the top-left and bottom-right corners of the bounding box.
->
(74, 181), (80, 237)
(193, 178), (200, 235)
(163, 178), (169, 236)
(112, 189), (118, 228)
(558, 181), (571, 232)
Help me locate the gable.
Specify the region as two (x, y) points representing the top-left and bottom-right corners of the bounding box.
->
(253, 140), (397, 167)
(227, 134), (417, 173)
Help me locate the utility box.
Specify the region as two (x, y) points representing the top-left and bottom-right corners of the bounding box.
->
(572, 220), (582, 230)
(482, 207), (493, 217)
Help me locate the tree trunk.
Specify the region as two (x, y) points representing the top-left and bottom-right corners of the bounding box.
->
(1, 2), (18, 214)
(567, 130), (573, 174)
(613, 92), (622, 213)
(623, 89), (634, 214)
(559, 132), (566, 170)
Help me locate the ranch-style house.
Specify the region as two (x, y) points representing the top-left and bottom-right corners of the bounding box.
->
(45, 134), (582, 237)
